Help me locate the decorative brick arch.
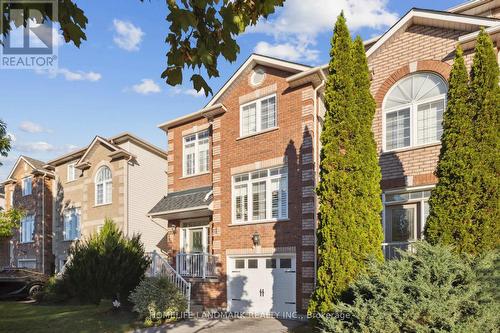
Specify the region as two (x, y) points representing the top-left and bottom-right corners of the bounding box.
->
(374, 60), (452, 108)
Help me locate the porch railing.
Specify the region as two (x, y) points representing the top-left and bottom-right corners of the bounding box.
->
(176, 253), (217, 279)
(147, 251), (191, 313)
(382, 241), (417, 259)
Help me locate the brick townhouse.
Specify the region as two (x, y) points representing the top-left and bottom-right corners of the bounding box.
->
(1, 133), (168, 273)
(148, 0), (500, 314)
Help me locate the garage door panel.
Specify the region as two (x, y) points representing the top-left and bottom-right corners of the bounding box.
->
(227, 255), (296, 315)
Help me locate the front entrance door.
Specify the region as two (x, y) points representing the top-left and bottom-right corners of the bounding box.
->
(189, 228), (203, 253)
(181, 226), (209, 253)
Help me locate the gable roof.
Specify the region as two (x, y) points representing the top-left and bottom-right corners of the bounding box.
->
(156, 54), (311, 131)
(205, 53), (311, 109)
(366, 8), (500, 58)
(448, 0), (499, 14)
(3, 155), (49, 182)
(48, 133), (167, 166)
(74, 136), (130, 167)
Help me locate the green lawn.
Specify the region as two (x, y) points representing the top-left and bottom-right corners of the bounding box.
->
(0, 301), (139, 333)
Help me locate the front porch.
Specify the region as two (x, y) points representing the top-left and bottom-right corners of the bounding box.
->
(148, 186), (219, 279)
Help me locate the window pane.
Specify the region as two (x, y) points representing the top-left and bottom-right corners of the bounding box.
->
(198, 137), (209, 173)
(248, 259), (258, 269)
(417, 99), (444, 145)
(241, 103), (257, 135)
(235, 184), (248, 222)
(271, 179), (279, 219)
(280, 258), (292, 269)
(266, 259), (276, 268)
(235, 259), (245, 269)
(385, 205), (416, 242)
(96, 183), (103, 204)
(105, 182), (112, 203)
(385, 192), (409, 203)
(386, 108), (410, 150)
(261, 96), (276, 130)
(252, 181), (266, 220)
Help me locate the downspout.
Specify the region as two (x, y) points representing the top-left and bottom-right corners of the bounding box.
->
(312, 75), (325, 289)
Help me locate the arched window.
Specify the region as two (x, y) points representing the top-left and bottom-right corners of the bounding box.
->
(95, 166), (112, 205)
(383, 73), (447, 151)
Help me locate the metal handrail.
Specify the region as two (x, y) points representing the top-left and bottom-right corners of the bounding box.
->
(147, 251), (191, 313)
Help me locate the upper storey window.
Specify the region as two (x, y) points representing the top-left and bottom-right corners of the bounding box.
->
(95, 166), (112, 205)
(22, 177), (32, 196)
(383, 73), (447, 151)
(240, 94), (277, 137)
(183, 129), (209, 177)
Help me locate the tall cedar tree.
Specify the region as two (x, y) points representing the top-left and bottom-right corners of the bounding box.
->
(308, 15), (383, 314)
(468, 29), (500, 252)
(425, 47), (477, 252)
(426, 30), (500, 254)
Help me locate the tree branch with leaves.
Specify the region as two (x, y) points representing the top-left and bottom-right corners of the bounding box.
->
(0, 0), (285, 96)
(0, 209), (25, 238)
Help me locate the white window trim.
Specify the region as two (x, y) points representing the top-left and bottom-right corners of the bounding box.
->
(21, 176), (32, 196)
(67, 163), (77, 182)
(95, 166), (112, 206)
(382, 186), (434, 244)
(179, 225), (209, 253)
(63, 208), (81, 241)
(231, 166), (288, 225)
(239, 93), (278, 138)
(20, 214), (35, 244)
(17, 259), (37, 269)
(182, 129), (210, 177)
(382, 75), (447, 152)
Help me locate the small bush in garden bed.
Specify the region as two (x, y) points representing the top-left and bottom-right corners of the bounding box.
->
(318, 242), (499, 333)
(62, 219), (151, 305)
(35, 276), (69, 304)
(129, 276), (187, 326)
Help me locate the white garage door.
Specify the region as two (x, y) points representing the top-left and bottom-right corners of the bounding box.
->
(227, 255), (296, 316)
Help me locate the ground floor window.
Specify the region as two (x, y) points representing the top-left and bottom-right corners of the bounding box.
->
(383, 188), (432, 258)
(18, 259), (36, 269)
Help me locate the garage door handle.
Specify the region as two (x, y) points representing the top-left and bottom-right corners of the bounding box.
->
(232, 299), (241, 301)
(285, 302), (296, 305)
(286, 270), (296, 273)
(232, 271), (241, 273)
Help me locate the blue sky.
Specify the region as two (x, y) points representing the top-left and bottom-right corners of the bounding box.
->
(0, 0), (464, 178)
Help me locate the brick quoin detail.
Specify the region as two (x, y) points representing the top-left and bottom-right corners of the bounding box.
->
(374, 60), (452, 108)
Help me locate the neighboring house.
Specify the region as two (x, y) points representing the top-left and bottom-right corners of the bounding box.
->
(47, 133), (168, 272)
(148, 0), (500, 314)
(0, 186), (5, 211)
(1, 156), (54, 274)
(1, 133), (168, 274)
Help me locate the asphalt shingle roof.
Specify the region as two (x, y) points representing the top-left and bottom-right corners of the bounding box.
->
(22, 156), (46, 170)
(149, 186), (212, 215)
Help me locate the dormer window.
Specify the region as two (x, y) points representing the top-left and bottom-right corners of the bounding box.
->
(22, 177), (32, 196)
(383, 73), (447, 151)
(240, 94), (277, 137)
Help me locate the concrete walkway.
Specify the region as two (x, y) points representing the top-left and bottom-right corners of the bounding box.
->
(133, 317), (306, 333)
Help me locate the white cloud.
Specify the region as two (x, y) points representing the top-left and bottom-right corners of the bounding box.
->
(250, 0), (398, 63)
(254, 41), (320, 62)
(113, 19), (144, 51)
(19, 121), (52, 134)
(131, 79), (161, 95)
(14, 141), (56, 153)
(171, 87), (205, 98)
(36, 68), (102, 82)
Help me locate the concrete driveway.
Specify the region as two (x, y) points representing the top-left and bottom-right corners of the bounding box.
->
(133, 317), (307, 333)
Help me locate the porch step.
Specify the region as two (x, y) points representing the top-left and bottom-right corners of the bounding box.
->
(189, 303), (204, 314)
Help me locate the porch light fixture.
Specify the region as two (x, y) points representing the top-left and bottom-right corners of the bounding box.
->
(252, 232), (261, 247)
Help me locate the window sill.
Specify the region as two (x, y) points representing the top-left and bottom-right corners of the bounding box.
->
(179, 171), (211, 179)
(381, 142), (441, 155)
(63, 238), (79, 242)
(94, 202), (112, 208)
(228, 219), (290, 227)
(237, 127), (279, 141)
(19, 241), (35, 244)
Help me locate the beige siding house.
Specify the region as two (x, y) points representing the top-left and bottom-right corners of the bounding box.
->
(45, 133), (168, 272)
